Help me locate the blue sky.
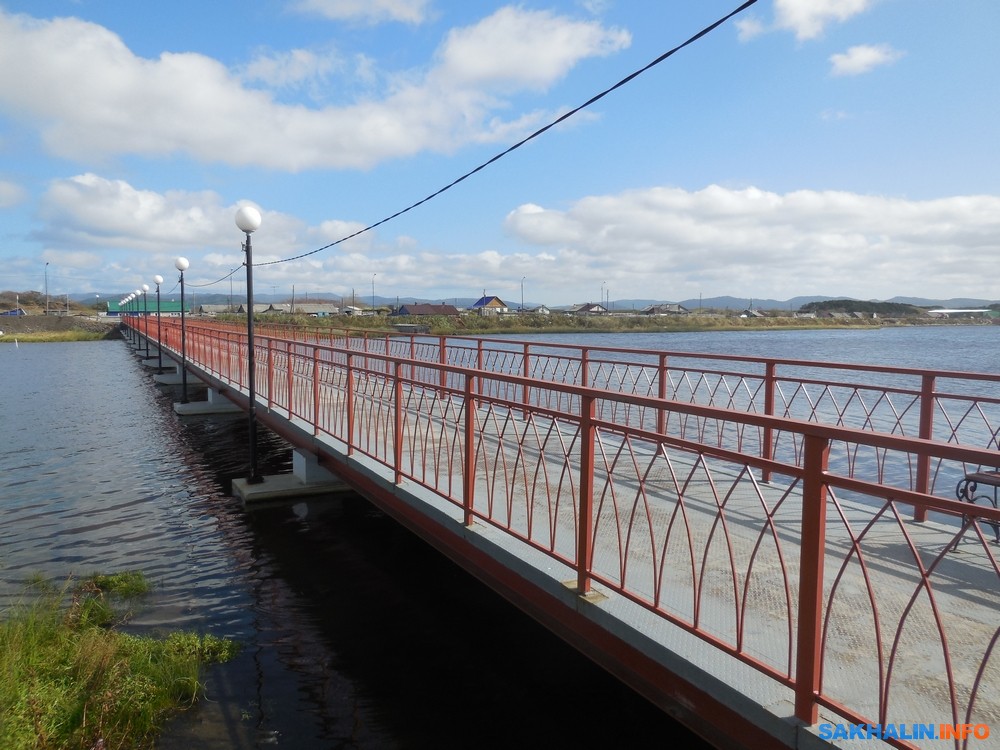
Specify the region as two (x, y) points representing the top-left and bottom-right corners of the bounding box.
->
(1, 0), (999, 306)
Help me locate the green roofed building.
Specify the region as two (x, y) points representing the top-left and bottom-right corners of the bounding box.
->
(107, 300), (187, 317)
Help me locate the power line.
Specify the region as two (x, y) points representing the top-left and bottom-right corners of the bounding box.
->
(187, 267), (242, 288)
(249, 0), (759, 270)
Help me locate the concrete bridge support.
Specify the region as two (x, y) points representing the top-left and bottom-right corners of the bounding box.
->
(233, 449), (351, 507)
(174, 387), (242, 416)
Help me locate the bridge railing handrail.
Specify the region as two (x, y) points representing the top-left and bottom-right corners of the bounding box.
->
(132, 318), (996, 452)
(246, 320), (1000, 380)
(127, 318), (1000, 737)
(198, 319), (1000, 409)
(137, 318), (1000, 493)
(138, 317), (1000, 530)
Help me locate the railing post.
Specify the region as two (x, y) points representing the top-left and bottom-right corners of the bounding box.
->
(762, 362), (776, 483)
(235, 327), (244, 389)
(286, 341), (294, 419)
(463, 373), (477, 526)
(393, 361), (404, 483)
(913, 373), (936, 521)
(477, 339), (485, 399)
(266, 338), (274, 410)
(313, 346), (321, 436)
(346, 352), (355, 455)
(363, 331), (371, 378)
(795, 433), (829, 725)
(576, 394), (596, 595)
(439, 337), (448, 396)
(522, 343), (531, 413)
(657, 353), (668, 435)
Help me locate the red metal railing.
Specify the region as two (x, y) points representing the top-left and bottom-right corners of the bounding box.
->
(129, 319), (1000, 746)
(231, 325), (1000, 509)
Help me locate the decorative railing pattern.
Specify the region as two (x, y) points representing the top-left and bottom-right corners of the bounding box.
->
(128, 318), (1000, 747)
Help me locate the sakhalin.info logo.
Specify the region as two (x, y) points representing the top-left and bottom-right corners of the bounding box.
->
(817, 723), (990, 741)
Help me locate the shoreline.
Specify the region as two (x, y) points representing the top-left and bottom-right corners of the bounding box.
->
(1, 313), (993, 343)
(0, 315), (120, 342)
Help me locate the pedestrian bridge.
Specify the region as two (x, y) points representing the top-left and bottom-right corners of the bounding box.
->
(123, 317), (1000, 750)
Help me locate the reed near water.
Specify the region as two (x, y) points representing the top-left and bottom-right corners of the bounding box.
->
(0, 572), (238, 750)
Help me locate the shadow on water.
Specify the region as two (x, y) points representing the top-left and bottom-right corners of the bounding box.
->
(157, 412), (708, 748)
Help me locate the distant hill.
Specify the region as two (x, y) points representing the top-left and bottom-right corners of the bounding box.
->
(621, 294), (1000, 312)
(608, 296), (844, 311)
(799, 299), (921, 316)
(885, 296), (999, 308)
(47, 291), (1000, 312)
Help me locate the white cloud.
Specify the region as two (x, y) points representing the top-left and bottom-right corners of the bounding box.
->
(774, 0), (875, 40)
(0, 8), (629, 171)
(38, 174), (234, 252)
(291, 0), (430, 25)
(32, 173), (381, 290)
(830, 44), (904, 76)
(0, 179), (27, 207)
(435, 7), (630, 92)
(581, 0), (611, 14)
(42, 249), (103, 269)
(503, 185), (1000, 301)
(30, 175), (1000, 303)
(241, 47), (342, 88)
(735, 17), (767, 42)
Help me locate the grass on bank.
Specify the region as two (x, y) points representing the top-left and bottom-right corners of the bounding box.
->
(0, 572), (238, 750)
(0, 331), (109, 343)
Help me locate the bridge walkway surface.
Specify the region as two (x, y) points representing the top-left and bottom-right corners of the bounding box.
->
(123, 319), (1000, 750)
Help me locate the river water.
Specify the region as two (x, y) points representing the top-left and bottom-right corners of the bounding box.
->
(0, 336), (702, 748)
(0, 325), (995, 748)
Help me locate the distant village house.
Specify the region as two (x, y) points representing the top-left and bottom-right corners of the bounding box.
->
(470, 295), (508, 315)
(641, 303), (689, 316)
(572, 303), (608, 315)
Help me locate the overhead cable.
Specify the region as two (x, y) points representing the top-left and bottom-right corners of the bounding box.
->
(250, 0), (759, 269)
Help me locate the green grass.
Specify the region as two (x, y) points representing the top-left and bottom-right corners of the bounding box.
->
(0, 572), (239, 750)
(0, 331), (108, 343)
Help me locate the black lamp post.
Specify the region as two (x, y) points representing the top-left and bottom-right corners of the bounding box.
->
(141, 283), (150, 357)
(153, 274), (164, 373)
(133, 288), (142, 344)
(126, 293), (135, 343)
(134, 289), (143, 344)
(175, 257), (189, 403)
(235, 205), (263, 484)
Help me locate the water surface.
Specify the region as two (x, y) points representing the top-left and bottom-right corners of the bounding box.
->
(0, 339), (701, 748)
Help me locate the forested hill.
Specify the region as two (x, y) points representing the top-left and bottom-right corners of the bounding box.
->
(798, 299), (923, 316)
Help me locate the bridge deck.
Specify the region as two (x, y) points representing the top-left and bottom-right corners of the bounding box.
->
(251, 388), (1000, 750)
